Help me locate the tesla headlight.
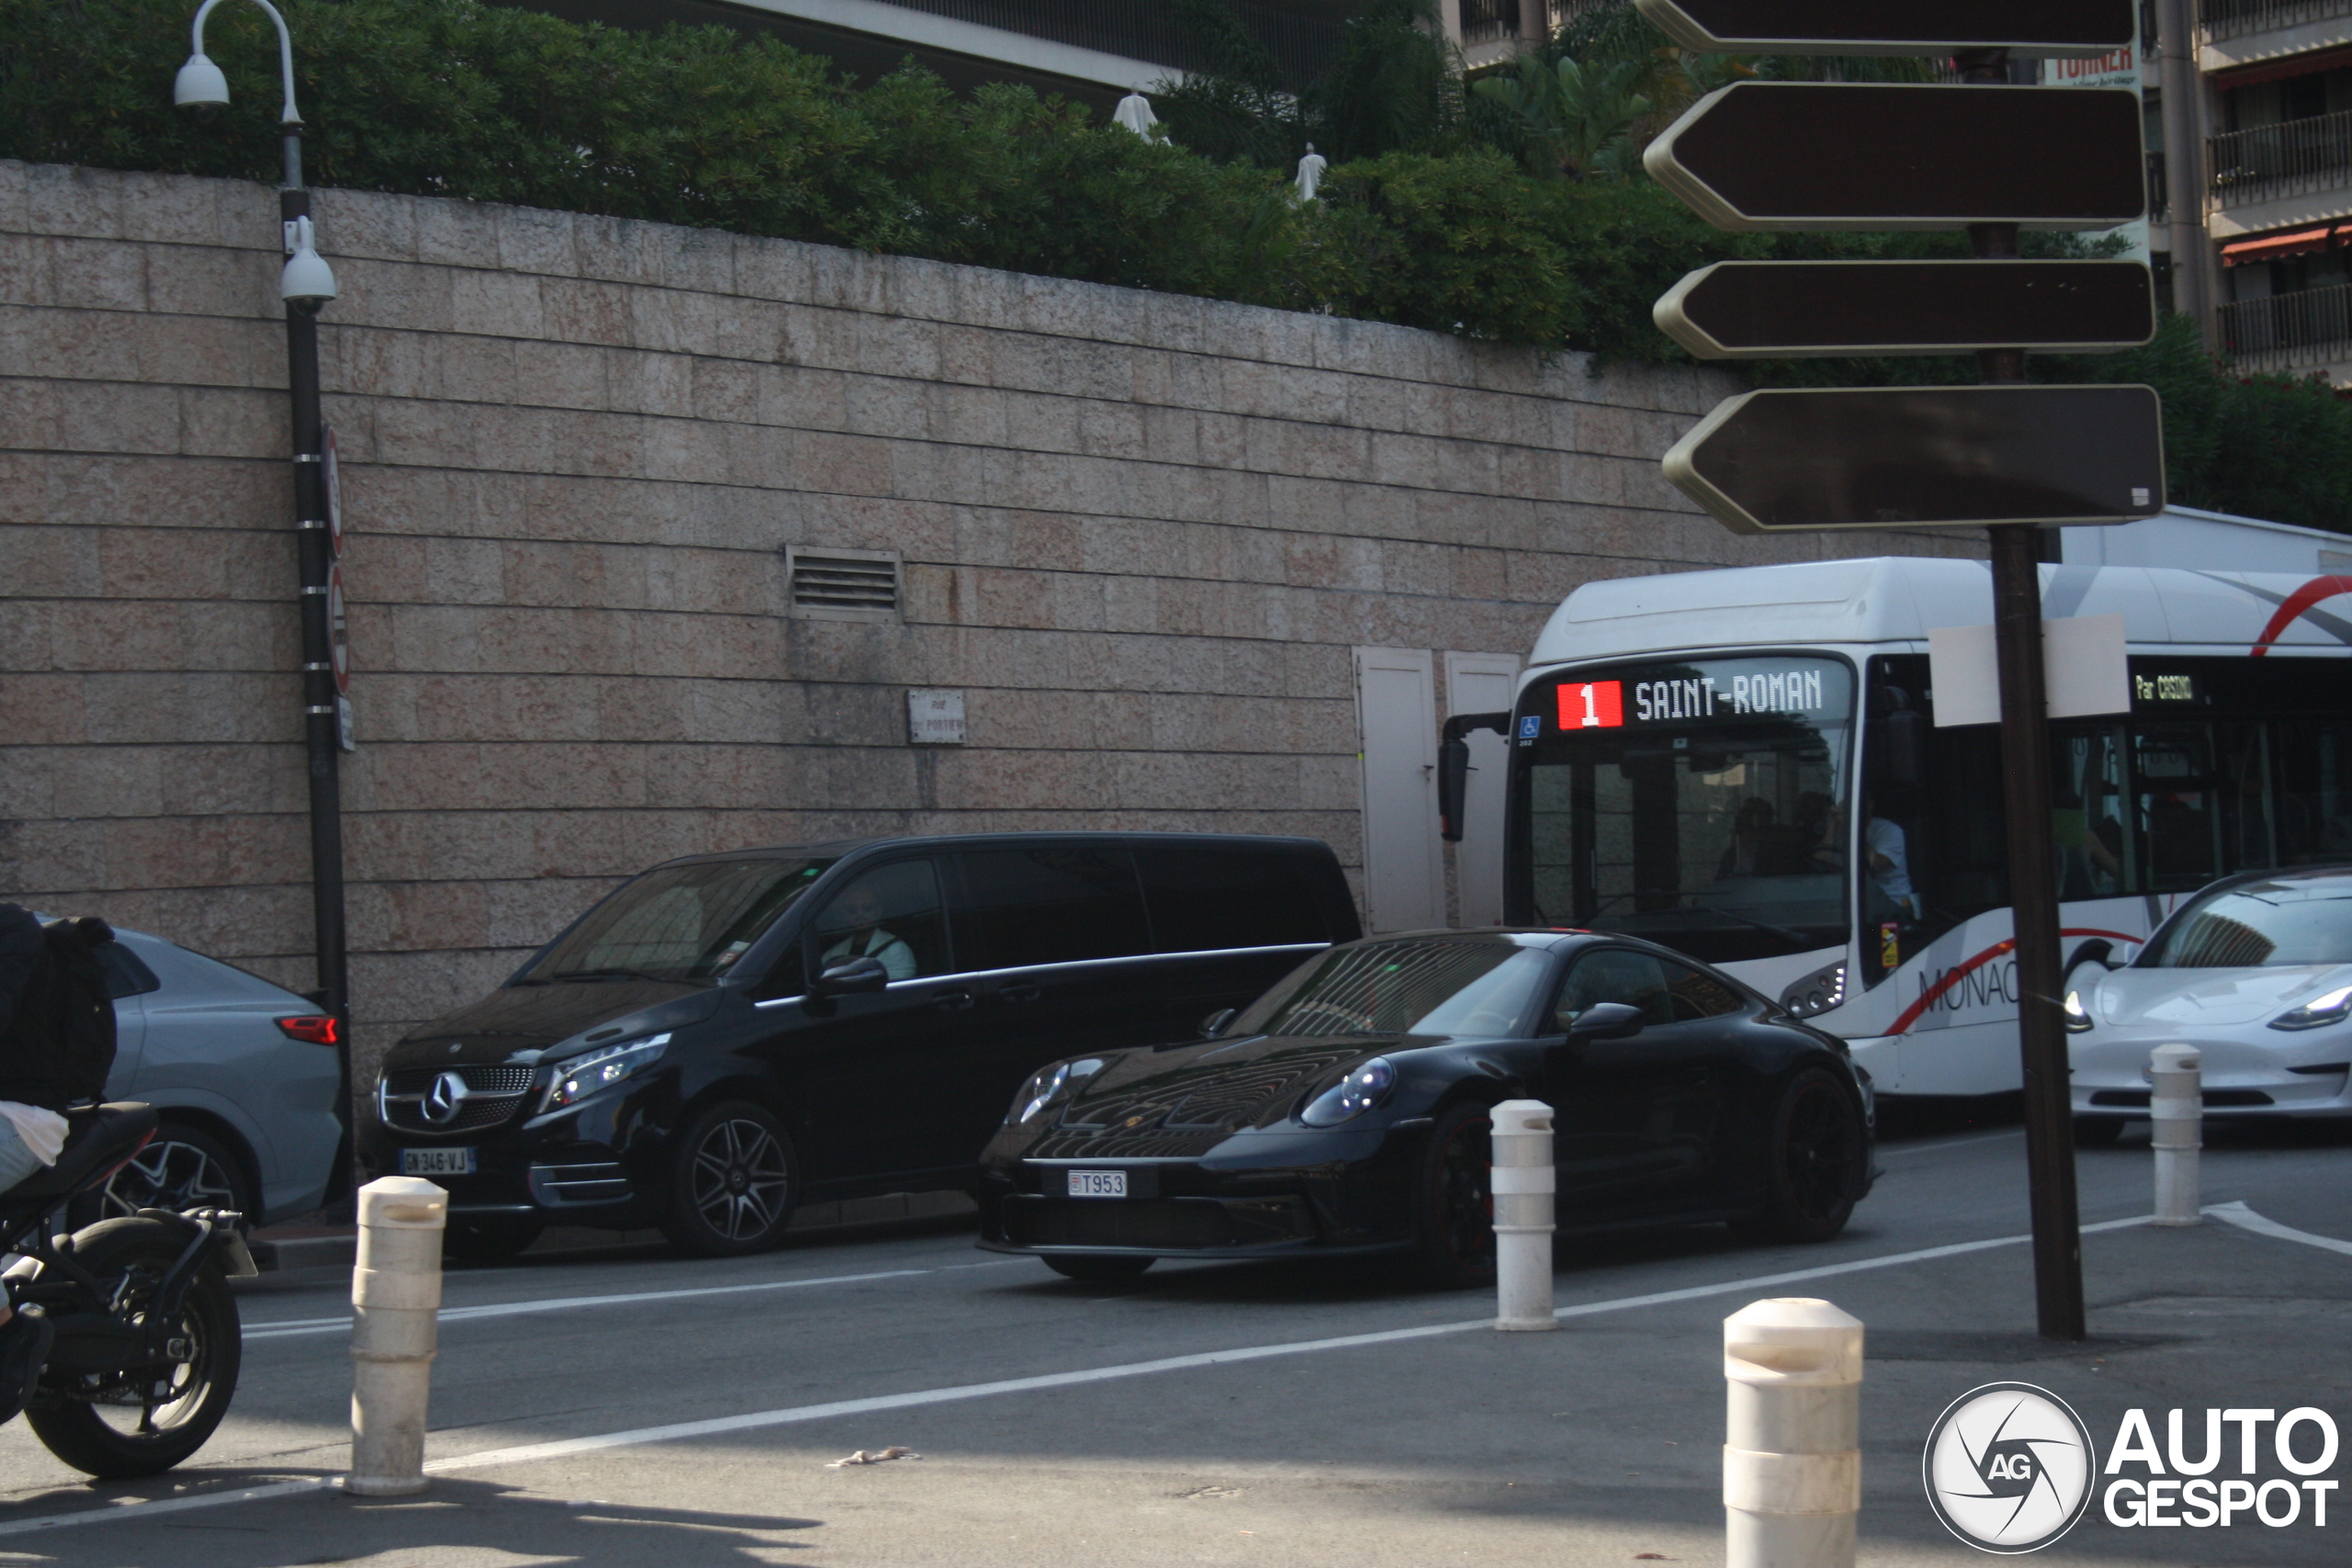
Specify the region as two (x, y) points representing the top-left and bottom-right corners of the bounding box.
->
(2271, 986), (2352, 1032)
(540, 1033), (671, 1111)
(2063, 989), (2094, 1033)
(1008, 1058), (1105, 1125)
(1298, 1057), (1396, 1127)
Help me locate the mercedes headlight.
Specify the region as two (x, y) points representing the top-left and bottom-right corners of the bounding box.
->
(2063, 989), (2094, 1033)
(2271, 985), (2352, 1032)
(1298, 1057), (1396, 1127)
(540, 1033), (671, 1111)
(1008, 1058), (1104, 1125)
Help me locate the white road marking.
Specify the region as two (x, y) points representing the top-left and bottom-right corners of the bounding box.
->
(2207, 1200), (2352, 1258)
(242, 1267), (936, 1340)
(0, 1214), (2153, 1536)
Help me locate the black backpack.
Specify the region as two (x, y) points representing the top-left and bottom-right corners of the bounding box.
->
(2, 917), (119, 1109)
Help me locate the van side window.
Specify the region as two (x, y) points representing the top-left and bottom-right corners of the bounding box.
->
(955, 849), (1150, 970)
(808, 860), (947, 981)
(1134, 848), (1329, 952)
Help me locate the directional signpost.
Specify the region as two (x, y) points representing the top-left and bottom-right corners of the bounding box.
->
(1645, 84), (2146, 230)
(1665, 386), (2164, 532)
(1657, 260), (2154, 358)
(1634, 0), (2138, 57)
(1640, 6), (2164, 1342)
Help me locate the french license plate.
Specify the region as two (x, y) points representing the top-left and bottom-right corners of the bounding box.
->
(400, 1146), (476, 1178)
(1067, 1169), (1126, 1199)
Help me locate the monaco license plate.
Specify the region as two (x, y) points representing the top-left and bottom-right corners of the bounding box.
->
(400, 1146), (477, 1178)
(1067, 1169), (1126, 1200)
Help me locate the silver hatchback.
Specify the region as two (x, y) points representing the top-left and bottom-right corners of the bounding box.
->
(77, 923), (345, 1224)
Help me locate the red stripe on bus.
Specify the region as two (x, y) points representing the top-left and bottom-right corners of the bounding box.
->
(2250, 575), (2352, 656)
(1884, 927), (2143, 1037)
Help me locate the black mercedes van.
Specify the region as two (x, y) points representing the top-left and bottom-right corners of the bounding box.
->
(358, 833), (1360, 1258)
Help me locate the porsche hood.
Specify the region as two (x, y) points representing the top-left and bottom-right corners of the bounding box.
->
(1020, 1034), (1394, 1159)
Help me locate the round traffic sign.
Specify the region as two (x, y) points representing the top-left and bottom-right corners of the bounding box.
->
(322, 425), (344, 556)
(326, 561), (350, 695)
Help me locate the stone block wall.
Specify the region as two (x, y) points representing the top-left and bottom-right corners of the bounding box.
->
(0, 159), (1984, 1080)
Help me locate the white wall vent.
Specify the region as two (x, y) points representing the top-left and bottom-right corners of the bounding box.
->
(785, 546), (901, 623)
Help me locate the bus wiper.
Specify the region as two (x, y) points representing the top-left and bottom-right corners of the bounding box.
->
(547, 965), (675, 984)
(1685, 906), (1815, 946)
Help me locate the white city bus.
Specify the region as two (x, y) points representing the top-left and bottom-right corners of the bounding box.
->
(1498, 557), (2352, 1098)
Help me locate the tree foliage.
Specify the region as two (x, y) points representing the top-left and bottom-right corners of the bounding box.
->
(1, 0), (2346, 529)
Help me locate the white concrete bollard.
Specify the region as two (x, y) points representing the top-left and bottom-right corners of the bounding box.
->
(2150, 1043), (2202, 1227)
(346, 1177), (448, 1496)
(1724, 1298), (1862, 1568)
(1489, 1099), (1555, 1331)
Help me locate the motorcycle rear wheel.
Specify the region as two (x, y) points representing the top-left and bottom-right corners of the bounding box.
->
(25, 1217), (242, 1478)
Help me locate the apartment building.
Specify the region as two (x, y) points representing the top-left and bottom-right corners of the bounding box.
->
(2176, 0), (2352, 384)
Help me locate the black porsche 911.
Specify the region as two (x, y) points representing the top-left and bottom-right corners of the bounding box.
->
(976, 930), (1875, 1285)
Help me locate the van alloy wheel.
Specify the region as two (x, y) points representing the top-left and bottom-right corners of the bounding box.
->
(662, 1101), (797, 1257)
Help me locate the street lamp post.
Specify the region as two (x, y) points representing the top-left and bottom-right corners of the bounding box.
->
(175, 0), (353, 1199)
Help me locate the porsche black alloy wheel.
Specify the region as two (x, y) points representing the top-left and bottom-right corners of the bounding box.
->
(24, 1218), (242, 1478)
(1043, 1255), (1154, 1283)
(661, 1101), (797, 1257)
(1413, 1101), (1498, 1289)
(1744, 1069), (1863, 1245)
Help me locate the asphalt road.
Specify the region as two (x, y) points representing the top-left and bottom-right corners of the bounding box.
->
(2, 1108), (2347, 1567)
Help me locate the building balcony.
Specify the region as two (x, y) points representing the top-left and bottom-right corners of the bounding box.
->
(2199, 0), (2352, 73)
(2209, 107), (2352, 234)
(2218, 281), (2352, 381)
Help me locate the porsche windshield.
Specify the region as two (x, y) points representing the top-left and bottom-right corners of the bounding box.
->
(516, 856), (836, 986)
(1238, 942), (1551, 1038)
(1515, 656), (1855, 964)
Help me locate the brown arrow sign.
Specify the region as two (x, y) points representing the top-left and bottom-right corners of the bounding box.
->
(1633, 0), (2136, 57)
(1655, 260), (2155, 358)
(1645, 84), (2146, 231)
(1661, 386), (2165, 533)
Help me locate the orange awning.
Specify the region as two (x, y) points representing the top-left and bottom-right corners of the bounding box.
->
(2222, 226), (2340, 265)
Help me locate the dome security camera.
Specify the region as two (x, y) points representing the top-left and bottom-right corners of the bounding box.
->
(280, 216), (337, 310)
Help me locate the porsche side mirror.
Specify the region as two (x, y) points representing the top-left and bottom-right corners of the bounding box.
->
(1200, 1007), (1238, 1039)
(1566, 1002), (1644, 1041)
(810, 954), (889, 996)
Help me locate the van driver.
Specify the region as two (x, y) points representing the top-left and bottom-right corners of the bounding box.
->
(820, 885), (917, 981)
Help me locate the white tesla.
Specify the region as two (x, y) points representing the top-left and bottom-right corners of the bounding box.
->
(2066, 865), (2352, 1142)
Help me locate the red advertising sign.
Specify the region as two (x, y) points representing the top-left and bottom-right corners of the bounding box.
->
(1559, 680), (1624, 730)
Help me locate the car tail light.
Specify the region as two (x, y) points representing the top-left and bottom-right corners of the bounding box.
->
(277, 1015), (339, 1045)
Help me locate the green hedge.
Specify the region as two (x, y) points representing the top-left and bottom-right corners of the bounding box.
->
(3, 0), (2346, 529)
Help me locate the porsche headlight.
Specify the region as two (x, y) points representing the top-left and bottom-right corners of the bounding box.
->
(540, 1033), (670, 1111)
(2271, 985), (2352, 1032)
(1298, 1057), (1396, 1127)
(2063, 990), (2094, 1033)
(1008, 1058), (1104, 1124)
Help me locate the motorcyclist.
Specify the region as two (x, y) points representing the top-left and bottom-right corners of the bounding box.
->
(0, 901), (63, 1421)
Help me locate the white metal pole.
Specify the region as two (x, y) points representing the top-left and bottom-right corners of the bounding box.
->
(2150, 1043), (2202, 1226)
(1724, 1297), (1862, 1568)
(346, 1177), (447, 1495)
(1489, 1099), (1555, 1331)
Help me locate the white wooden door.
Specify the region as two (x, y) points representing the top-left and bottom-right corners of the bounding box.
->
(1353, 647), (1444, 934)
(1444, 651), (1523, 928)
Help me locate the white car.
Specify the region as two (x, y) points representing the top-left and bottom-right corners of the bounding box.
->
(2065, 866), (2352, 1141)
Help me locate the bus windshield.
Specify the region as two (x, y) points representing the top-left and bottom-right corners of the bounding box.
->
(1513, 656), (1855, 964)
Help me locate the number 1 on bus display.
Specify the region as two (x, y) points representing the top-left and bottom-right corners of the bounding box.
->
(1559, 681), (1624, 729)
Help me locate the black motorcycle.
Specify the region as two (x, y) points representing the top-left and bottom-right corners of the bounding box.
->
(1, 1101), (254, 1477)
